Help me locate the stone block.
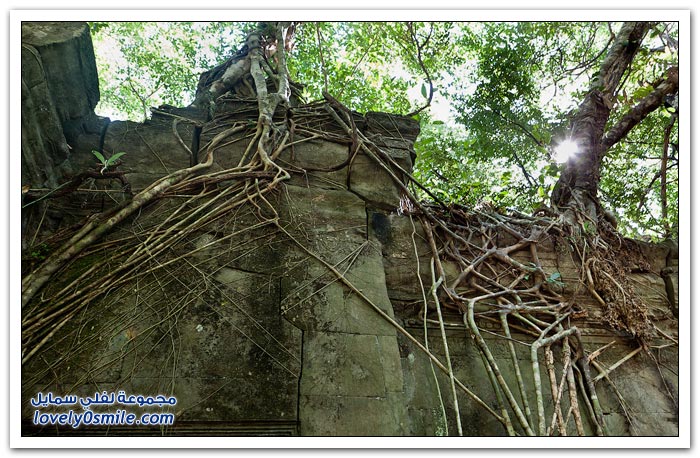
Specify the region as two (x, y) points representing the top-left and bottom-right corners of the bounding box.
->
(21, 290), (125, 385)
(631, 239), (671, 273)
(276, 139), (349, 190)
(378, 335), (405, 393)
(398, 337), (443, 412)
(282, 278), (397, 336)
(277, 184), (367, 244)
(297, 395), (339, 436)
(299, 394), (406, 436)
(159, 201), (285, 275)
(628, 272), (673, 320)
(21, 46), (71, 188)
(21, 22), (99, 129)
(595, 345), (677, 416)
(109, 268), (302, 423)
(300, 331), (389, 397)
(365, 111), (420, 142)
(198, 123), (254, 170)
(406, 407), (446, 436)
(99, 119), (194, 189)
(281, 236), (397, 335)
(103, 119), (194, 171)
(348, 150), (408, 210)
(372, 213), (433, 301)
(169, 375), (298, 423)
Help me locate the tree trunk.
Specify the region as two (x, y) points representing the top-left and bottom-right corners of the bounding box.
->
(552, 22), (653, 222)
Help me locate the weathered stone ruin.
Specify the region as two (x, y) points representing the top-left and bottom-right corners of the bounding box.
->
(20, 22), (679, 437)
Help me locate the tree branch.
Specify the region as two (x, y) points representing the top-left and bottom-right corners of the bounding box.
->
(602, 66), (678, 151)
(337, 24), (378, 101)
(406, 22), (435, 117)
(598, 22), (655, 94)
(562, 23), (613, 78)
(552, 22), (653, 212)
(488, 108), (540, 188)
(661, 116), (676, 237)
(315, 22), (329, 93)
(491, 108), (545, 149)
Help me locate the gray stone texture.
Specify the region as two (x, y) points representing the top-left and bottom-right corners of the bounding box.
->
(98, 117), (195, 191)
(21, 22), (101, 142)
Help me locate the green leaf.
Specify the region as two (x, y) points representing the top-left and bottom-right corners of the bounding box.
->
(632, 85), (653, 100)
(92, 150), (106, 164)
(421, 83), (427, 98)
(105, 152), (127, 166)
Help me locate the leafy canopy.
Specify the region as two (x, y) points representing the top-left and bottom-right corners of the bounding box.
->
(89, 21), (679, 240)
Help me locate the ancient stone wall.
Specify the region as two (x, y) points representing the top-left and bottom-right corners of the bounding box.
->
(380, 213), (678, 436)
(21, 22), (103, 188)
(20, 22), (679, 437)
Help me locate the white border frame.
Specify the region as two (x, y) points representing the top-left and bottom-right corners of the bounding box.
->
(6, 6), (692, 450)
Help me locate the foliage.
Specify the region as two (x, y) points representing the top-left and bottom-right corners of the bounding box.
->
(595, 23), (680, 238)
(287, 22), (463, 113)
(442, 21), (679, 239)
(88, 20), (680, 240)
(91, 22), (252, 121)
(29, 243), (50, 261)
(92, 150), (126, 174)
